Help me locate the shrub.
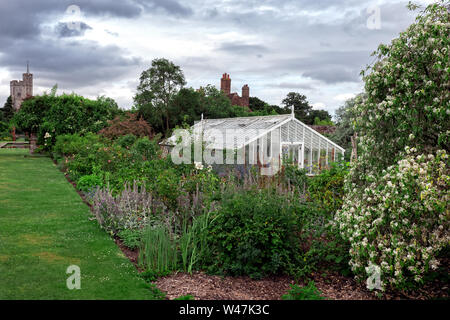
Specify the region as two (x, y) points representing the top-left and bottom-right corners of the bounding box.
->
(116, 134), (137, 149)
(203, 189), (302, 278)
(336, 149), (449, 290)
(53, 133), (102, 157)
(77, 174), (103, 192)
(13, 93), (120, 150)
(91, 182), (153, 235)
(308, 162), (349, 214)
(281, 281), (325, 300)
(98, 112), (154, 140)
(336, 2), (450, 292)
(118, 229), (142, 250)
(131, 136), (160, 161)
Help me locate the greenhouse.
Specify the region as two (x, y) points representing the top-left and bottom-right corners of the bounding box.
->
(164, 110), (345, 175)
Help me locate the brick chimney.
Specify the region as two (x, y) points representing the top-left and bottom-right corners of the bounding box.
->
(242, 84), (249, 107)
(220, 73), (231, 95)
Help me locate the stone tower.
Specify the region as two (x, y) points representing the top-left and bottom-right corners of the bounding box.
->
(10, 63), (33, 111)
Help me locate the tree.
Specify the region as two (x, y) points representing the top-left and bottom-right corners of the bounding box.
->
(335, 2), (449, 291)
(281, 92), (312, 123)
(249, 97), (286, 114)
(1, 96), (14, 122)
(329, 96), (361, 159)
(13, 93), (121, 149)
(98, 112), (154, 140)
(168, 87), (203, 128)
(135, 58), (186, 134)
(307, 109), (333, 125)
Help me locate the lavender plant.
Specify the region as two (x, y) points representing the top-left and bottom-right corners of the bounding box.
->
(92, 181), (160, 235)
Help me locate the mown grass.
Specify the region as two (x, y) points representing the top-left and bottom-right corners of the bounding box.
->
(0, 149), (162, 299)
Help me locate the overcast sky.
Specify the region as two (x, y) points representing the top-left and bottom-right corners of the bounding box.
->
(0, 0), (436, 115)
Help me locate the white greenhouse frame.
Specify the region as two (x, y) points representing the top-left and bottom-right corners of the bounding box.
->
(163, 112), (345, 175)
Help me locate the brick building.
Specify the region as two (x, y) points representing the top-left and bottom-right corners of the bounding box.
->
(220, 73), (249, 108)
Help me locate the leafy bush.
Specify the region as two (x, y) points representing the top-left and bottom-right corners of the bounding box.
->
(116, 134), (137, 149)
(53, 133), (102, 157)
(337, 149), (449, 290)
(92, 182), (153, 235)
(203, 189), (302, 279)
(308, 162), (349, 214)
(13, 93), (120, 150)
(283, 163), (308, 191)
(281, 281), (325, 300)
(131, 136), (160, 161)
(118, 229), (142, 250)
(336, 3), (450, 292)
(77, 174), (103, 192)
(98, 112), (154, 140)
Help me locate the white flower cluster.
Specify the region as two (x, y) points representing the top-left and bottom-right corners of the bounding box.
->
(336, 149), (449, 290)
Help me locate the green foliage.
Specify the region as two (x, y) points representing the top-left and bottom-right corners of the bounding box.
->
(53, 133), (102, 157)
(329, 96), (360, 161)
(203, 189), (302, 279)
(249, 96), (286, 114)
(337, 149), (449, 290)
(118, 229), (142, 250)
(310, 110), (333, 126)
(1, 96), (14, 122)
(282, 92), (312, 123)
(77, 174), (103, 192)
(308, 162), (349, 214)
(131, 136), (161, 161)
(283, 163), (308, 191)
(281, 282), (325, 300)
(173, 295), (195, 300)
(139, 225), (178, 275)
(116, 134), (138, 149)
(135, 58), (186, 134)
(13, 93), (120, 150)
(337, 2), (450, 292)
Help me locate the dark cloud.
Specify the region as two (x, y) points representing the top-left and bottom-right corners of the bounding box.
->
(0, 0), (424, 110)
(0, 38), (141, 88)
(217, 43), (269, 55)
(136, 0), (193, 17)
(55, 22), (92, 38)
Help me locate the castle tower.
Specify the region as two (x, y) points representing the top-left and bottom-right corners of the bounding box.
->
(10, 62), (33, 111)
(220, 73), (231, 95)
(241, 84), (249, 107)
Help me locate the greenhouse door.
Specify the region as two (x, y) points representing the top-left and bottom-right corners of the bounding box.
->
(281, 142), (303, 168)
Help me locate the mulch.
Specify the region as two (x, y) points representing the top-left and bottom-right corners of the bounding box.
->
(115, 237), (449, 300)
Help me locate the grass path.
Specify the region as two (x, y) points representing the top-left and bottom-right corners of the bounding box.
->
(0, 149), (159, 299)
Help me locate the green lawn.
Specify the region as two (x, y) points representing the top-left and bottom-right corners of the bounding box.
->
(0, 149), (160, 299)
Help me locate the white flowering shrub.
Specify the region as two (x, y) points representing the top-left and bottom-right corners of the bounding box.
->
(336, 2), (450, 291)
(336, 149), (449, 290)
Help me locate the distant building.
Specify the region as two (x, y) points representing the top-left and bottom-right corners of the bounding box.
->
(220, 73), (249, 108)
(10, 63), (33, 111)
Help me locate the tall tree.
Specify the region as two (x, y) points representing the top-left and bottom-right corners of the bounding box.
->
(135, 58), (186, 134)
(307, 109), (333, 125)
(329, 95), (360, 160)
(281, 92), (312, 123)
(249, 97), (286, 114)
(1, 96), (14, 122)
